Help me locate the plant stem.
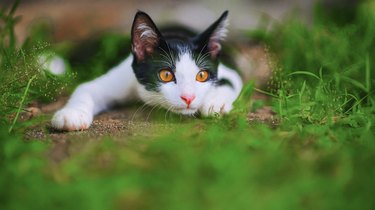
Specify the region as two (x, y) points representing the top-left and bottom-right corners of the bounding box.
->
(9, 0), (21, 16)
(8, 75), (36, 133)
(365, 54), (370, 93)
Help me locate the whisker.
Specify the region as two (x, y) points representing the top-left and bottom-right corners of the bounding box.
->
(155, 59), (173, 67)
(196, 44), (208, 66)
(164, 105), (174, 123)
(131, 102), (148, 121)
(197, 51), (211, 66)
(146, 104), (159, 122)
(131, 103), (148, 121)
(165, 43), (175, 67)
(158, 46), (175, 67)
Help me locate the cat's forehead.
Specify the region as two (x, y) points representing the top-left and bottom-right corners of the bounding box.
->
(160, 40), (218, 75)
(164, 40), (195, 54)
(175, 53), (199, 77)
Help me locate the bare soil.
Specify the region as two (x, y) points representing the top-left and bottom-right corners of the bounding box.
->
(24, 99), (171, 141)
(24, 92), (276, 143)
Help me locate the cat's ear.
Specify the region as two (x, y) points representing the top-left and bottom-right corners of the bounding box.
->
(194, 11), (229, 59)
(131, 11), (162, 61)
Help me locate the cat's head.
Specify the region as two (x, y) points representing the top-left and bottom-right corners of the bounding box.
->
(131, 11), (229, 115)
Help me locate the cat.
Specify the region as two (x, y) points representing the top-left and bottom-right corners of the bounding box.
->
(51, 10), (243, 131)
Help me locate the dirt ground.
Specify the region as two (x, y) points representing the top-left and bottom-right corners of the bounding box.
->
(24, 98), (175, 140)
(24, 90), (277, 142)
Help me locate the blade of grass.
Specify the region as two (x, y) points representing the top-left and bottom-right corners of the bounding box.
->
(344, 90), (375, 114)
(365, 54), (370, 92)
(8, 75), (37, 133)
(288, 71), (321, 80)
(9, 0), (21, 16)
(340, 75), (368, 92)
(254, 87), (279, 98)
(319, 67), (323, 82)
(299, 80), (307, 105)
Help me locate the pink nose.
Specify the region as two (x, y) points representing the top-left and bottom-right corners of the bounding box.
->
(180, 95), (196, 106)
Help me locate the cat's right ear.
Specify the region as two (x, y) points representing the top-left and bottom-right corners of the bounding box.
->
(131, 11), (162, 62)
(194, 11), (229, 59)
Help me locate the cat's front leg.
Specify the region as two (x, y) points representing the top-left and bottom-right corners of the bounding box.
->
(51, 55), (137, 131)
(51, 83), (96, 131)
(52, 107), (93, 131)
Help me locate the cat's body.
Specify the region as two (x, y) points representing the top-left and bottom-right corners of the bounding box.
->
(52, 11), (243, 131)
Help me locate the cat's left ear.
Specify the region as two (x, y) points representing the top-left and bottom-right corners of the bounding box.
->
(131, 11), (162, 62)
(194, 11), (229, 59)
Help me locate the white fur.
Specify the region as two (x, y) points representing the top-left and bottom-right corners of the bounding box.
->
(138, 23), (157, 40)
(52, 53), (242, 131)
(212, 17), (229, 41)
(199, 64), (243, 115)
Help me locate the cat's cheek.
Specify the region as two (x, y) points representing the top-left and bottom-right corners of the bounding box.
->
(160, 84), (183, 105)
(51, 108), (93, 131)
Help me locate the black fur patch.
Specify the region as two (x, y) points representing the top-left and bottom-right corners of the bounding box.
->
(216, 78), (234, 88)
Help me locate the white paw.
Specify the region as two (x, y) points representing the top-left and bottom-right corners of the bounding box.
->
(51, 108), (93, 131)
(199, 99), (233, 116)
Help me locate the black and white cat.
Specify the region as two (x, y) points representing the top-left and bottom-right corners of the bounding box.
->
(52, 11), (243, 131)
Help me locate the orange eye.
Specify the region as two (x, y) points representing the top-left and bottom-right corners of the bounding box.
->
(159, 69), (175, 82)
(196, 70), (209, 82)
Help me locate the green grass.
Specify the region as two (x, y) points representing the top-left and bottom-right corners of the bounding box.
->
(0, 0), (71, 129)
(1, 1), (375, 210)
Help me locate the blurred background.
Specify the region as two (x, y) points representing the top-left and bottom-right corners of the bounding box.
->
(5, 0), (297, 42)
(0, 0), (360, 87)
(0, 0), (356, 43)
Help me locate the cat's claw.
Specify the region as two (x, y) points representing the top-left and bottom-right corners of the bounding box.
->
(51, 108), (93, 131)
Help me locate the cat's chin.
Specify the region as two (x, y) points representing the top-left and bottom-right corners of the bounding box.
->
(171, 107), (198, 115)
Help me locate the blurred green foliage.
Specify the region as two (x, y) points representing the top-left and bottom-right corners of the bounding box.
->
(1, 0), (375, 210)
(55, 33), (131, 83)
(1, 119), (375, 210)
(0, 0), (71, 129)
